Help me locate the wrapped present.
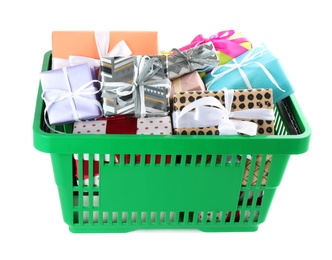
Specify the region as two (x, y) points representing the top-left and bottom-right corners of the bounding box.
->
(40, 63), (102, 125)
(100, 55), (171, 117)
(179, 30), (252, 66)
(52, 31), (158, 69)
(172, 88), (274, 136)
(72, 115), (173, 186)
(73, 115), (173, 135)
(167, 42), (220, 80)
(170, 71), (205, 99)
(202, 43), (294, 103)
(242, 154), (272, 186)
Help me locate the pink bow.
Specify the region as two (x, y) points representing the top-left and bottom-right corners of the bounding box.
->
(179, 30), (251, 59)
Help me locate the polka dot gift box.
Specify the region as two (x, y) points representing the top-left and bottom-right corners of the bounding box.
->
(72, 115), (172, 186)
(172, 88), (275, 136)
(73, 116), (172, 135)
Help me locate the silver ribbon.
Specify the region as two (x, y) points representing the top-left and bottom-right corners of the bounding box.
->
(102, 56), (171, 117)
(168, 43), (219, 72)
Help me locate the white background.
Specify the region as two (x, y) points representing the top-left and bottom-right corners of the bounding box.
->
(0, 0), (330, 259)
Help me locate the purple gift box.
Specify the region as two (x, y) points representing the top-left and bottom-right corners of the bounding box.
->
(40, 63), (102, 125)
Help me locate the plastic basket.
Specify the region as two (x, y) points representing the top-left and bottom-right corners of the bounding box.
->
(33, 51), (311, 233)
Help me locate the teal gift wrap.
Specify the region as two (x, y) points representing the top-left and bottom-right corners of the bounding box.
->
(202, 43), (294, 103)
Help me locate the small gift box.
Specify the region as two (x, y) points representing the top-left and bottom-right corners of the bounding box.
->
(170, 71), (206, 99)
(179, 30), (252, 66)
(52, 31), (158, 70)
(73, 115), (173, 135)
(202, 43), (294, 103)
(100, 55), (171, 117)
(172, 88), (274, 136)
(72, 115), (173, 186)
(40, 63), (102, 125)
(167, 42), (220, 80)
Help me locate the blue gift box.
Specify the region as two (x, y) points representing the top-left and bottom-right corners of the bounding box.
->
(202, 43), (294, 103)
(40, 63), (102, 125)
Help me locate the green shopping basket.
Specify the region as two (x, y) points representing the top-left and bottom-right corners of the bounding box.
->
(33, 50), (311, 233)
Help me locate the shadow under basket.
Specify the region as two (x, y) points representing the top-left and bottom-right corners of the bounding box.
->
(33, 51), (311, 233)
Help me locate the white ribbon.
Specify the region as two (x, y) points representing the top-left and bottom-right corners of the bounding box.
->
(41, 67), (103, 134)
(205, 45), (285, 93)
(52, 31), (132, 69)
(172, 88), (274, 136)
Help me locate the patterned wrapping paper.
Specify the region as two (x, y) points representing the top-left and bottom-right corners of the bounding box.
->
(202, 43), (295, 104)
(72, 115), (173, 186)
(170, 71), (206, 99)
(242, 155), (272, 186)
(40, 63), (102, 125)
(72, 115), (173, 135)
(167, 42), (220, 80)
(51, 31), (158, 70)
(100, 55), (171, 117)
(172, 88), (275, 136)
(178, 30), (252, 66)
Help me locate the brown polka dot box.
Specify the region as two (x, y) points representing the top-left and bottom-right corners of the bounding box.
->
(172, 88), (274, 136)
(33, 31), (311, 233)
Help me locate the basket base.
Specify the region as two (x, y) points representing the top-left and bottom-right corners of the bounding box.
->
(68, 225), (259, 233)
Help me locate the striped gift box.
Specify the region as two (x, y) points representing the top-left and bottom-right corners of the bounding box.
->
(100, 55), (170, 117)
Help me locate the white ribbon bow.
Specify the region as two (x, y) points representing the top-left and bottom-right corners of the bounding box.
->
(172, 88), (274, 136)
(206, 45), (285, 93)
(41, 67), (103, 134)
(52, 31), (132, 69)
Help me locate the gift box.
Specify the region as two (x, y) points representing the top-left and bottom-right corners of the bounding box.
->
(72, 115), (173, 186)
(242, 155), (272, 186)
(172, 88), (274, 136)
(170, 71), (206, 99)
(167, 42), (220, 80)
(202, 43), (294, 103)
(100, 55), (171, 117)
(73, 115), (173, 135)
(52, 31), (158, 69)
(178, 30), (252, 66)
(40, 63), (102, 125)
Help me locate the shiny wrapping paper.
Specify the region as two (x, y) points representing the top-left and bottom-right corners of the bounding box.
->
(40, 63), (102, 125)
(100, 55), (171, 117)
(172, 88), (275, 136)
(203, 43), (295, 103)
(167, 42), (220, 80)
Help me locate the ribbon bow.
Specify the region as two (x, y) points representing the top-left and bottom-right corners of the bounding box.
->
(169, 43), (219, 74)
(41, 67), (102, 134)
(179, 30), (251, 58)
(69, 31), (132, 68)
(102, 56), (171, 117)
(52, 31), (132, 69)
(173, 88), (274, 136)
(206, 45), (286, 93)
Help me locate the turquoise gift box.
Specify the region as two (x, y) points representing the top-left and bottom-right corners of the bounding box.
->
(202, 43), (294, 103)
